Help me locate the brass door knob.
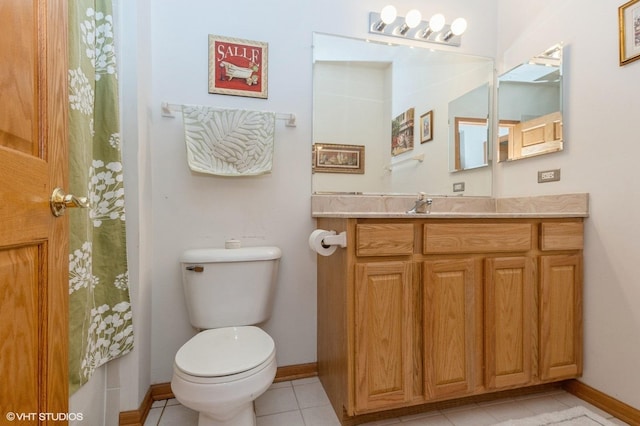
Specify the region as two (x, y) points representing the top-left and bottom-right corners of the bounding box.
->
(50, 187), (90, 217)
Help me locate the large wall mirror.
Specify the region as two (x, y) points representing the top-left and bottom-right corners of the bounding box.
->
(497, 44), (563, 162)
(312, 33), (494, 196)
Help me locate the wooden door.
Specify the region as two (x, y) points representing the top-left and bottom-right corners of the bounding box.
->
(423, 258), (479, 399)
(0, 0), (69, 422)
(354, 261), (416, 412)
(539, 254), (583, 381)
(485, 257), (535, 389)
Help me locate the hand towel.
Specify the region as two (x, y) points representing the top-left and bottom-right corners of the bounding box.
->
(182, 105), (276, 176)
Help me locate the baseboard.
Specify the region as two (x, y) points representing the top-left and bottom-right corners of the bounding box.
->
(563, 379), (640, 425)
(119, 363), (318, 426)
(118, 387), (153, 426)
(274, 362), (318, 382)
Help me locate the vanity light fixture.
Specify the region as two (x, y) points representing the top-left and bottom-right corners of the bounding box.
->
(369, 5), (467, 47)
(397, 9), (422, 35)
(373, 4), (397, 31)
(442, 17), (468, 42)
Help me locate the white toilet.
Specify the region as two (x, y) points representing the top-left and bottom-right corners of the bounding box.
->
(171, 246), (282, 426)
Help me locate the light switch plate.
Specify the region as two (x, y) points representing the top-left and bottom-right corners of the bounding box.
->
(538, 169), (561, 183)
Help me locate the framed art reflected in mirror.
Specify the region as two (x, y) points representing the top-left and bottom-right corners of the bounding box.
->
(420, 110), (433, 143)
(313, 143), (365, 174)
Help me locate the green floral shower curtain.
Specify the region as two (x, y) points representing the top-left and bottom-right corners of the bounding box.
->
(68, 0), (134, 394)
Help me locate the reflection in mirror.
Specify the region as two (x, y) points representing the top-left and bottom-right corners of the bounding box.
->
(312, 33), (494, 196)
(448, 83), (490, 171)
(453, 117), (488, 171)
(498, 44), (563, 162)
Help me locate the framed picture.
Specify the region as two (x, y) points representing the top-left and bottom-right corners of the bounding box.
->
(208, 34), (268, 98)
(313, 143), (365, 174)
(420, 110), (434, 143)
(391, 108), (415, 156)
(619, 0), (640, 66)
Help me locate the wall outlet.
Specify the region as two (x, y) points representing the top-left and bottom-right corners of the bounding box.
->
(453, 182), (465, 192)
(538, 169), (561, 183)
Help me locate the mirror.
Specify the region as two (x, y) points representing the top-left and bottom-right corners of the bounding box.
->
(312, 33), (494, 196)
(497, 44), (563, 162)
(449, 83), (490, 171)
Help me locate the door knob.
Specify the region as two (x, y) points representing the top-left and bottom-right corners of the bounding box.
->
(50, 187), (90, 217)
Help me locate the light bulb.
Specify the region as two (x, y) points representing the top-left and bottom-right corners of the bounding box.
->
(380, 5), (397, 24)
(405, 9), (422, 28)
(451, 17), (468, 36)
(429, 13), (446, 32)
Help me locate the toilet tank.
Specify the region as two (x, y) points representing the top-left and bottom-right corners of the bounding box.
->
(180, 246), (281, 330)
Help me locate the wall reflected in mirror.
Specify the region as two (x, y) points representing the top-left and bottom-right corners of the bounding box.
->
(497, 44), (563, 162)
(312, 32), (494, 196)
(449, 83), (490, 172)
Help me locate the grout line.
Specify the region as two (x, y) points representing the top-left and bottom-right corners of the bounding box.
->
(154, 400), (167, 426)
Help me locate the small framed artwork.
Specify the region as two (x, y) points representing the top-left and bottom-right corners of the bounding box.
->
(619, 0), (640, 66)
(313, 143), (365, 174)
(420, 110), (434, 143)
(391, 108), (415, 156)
(208, 34), (268, 98)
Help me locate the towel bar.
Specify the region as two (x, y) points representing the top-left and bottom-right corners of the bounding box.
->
(160, 101), (296, 127)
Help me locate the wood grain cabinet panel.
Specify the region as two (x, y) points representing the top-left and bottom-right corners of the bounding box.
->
(540, 222), (584, 251)
(423, 223), (532, 254)
(354, 261), (416, 411)
(484, 257), (536, 390)
(423, 258), (478, 399)
(540, 254), (583, 381)
(357, 224), (414, 256)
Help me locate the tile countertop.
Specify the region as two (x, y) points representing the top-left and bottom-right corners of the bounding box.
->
(311, 193), (589, 219)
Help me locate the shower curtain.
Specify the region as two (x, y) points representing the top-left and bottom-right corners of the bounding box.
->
(68, 0), (134, 393)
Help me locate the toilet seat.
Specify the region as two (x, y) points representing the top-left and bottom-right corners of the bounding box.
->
(174, 326), (275, 383)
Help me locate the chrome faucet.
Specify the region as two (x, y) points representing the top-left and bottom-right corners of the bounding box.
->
(406, 192), (432, 214)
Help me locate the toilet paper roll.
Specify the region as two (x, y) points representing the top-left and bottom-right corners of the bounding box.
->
(308, 229), (338, 256)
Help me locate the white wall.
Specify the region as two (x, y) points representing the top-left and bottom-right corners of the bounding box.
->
(313, 61), (391, 193)
(496, 0), (640, 409)
(146, 0), (498, 385)
(84, 0), (640, 419)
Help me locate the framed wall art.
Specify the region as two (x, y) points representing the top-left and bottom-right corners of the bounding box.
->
(420, 110), (433, 143)
(391, 107), (415, 156)
(313, 143), (365, 174)
(208, 34), (268, 98)
(619, 0), (640, 65)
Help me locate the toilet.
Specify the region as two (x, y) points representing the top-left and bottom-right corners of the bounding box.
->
(171, 246), (282, 426)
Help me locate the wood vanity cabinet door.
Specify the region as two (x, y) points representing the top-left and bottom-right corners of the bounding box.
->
(539, 254), (583, 381)
(423, 258), (479, 400)
(354, 261), (416, 412)
(484, 257), (535, 390)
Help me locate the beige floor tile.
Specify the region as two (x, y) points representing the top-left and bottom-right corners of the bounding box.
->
(300, 404), (342, 426)
(157, 404), (198, 425)
(256, 409), (305, 426)
(293, 380), (332, 409)
(254, 385), (299, 416)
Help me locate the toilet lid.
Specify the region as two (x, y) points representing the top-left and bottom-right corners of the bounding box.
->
(175, 326), (275, 377)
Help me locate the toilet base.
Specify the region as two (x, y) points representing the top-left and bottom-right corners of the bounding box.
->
(198, 402), (255, 426)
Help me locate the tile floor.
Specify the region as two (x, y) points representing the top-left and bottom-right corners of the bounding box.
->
(144, 377), (629, 426)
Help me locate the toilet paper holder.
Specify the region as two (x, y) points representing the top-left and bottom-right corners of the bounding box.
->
(320, 231), (347, 248)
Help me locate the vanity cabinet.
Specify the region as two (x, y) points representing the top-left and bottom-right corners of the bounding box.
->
(316, 217), (584, 423)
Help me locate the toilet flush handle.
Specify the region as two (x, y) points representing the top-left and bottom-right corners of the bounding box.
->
(185, 265), (204, 272)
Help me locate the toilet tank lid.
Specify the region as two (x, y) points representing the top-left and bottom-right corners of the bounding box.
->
(180, 246), (282, 263)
